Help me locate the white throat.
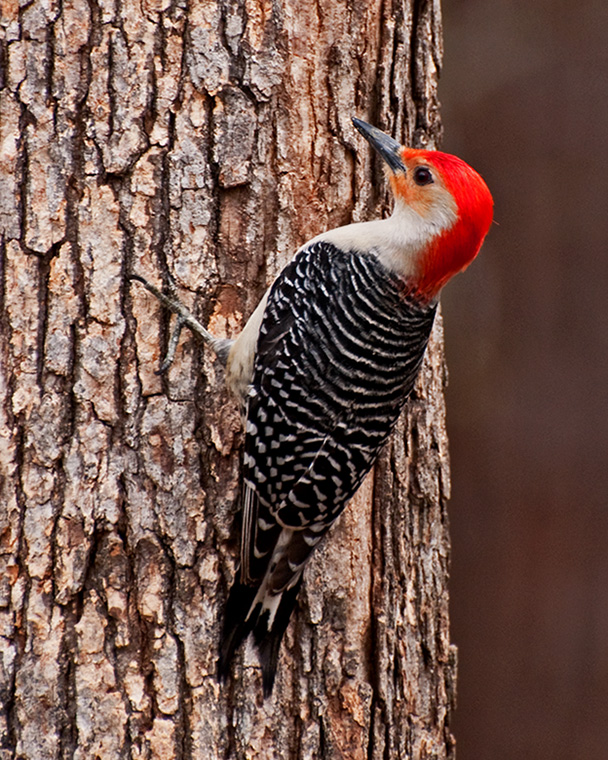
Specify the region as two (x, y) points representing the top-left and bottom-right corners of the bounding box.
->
(308, 197), (457, 278)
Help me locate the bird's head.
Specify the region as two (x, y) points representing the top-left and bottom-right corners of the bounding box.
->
(353, 118), (493, 300)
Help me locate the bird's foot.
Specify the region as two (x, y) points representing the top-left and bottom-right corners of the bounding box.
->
(129, 274), (233, 370)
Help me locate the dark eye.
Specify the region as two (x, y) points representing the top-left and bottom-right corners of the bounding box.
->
(413, 166), (434, 186)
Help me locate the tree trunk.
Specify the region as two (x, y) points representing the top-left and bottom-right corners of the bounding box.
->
(0, 0), (455, 758)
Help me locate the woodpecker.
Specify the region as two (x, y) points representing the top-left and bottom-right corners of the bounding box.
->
(132, 118), (493, 697)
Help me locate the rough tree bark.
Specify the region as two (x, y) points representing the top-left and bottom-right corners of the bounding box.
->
(0, 0), (455, 758)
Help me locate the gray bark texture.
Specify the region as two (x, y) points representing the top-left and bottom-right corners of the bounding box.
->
(0, 0), (455, 757)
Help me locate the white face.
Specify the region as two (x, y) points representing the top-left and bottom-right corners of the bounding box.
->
(388, 158), (458, 240)
(387, 184), (458, 261)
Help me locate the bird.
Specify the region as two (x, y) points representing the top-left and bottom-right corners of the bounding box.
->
(132, 117), (493, 696)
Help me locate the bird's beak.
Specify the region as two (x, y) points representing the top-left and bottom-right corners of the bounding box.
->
(352, 117), (406, 173)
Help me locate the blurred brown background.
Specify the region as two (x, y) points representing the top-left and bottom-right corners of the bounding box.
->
(439, 1), (608, 757)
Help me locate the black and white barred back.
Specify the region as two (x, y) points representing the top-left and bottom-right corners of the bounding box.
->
(245, 240), (437, 531)
(219, 240), (437, 694)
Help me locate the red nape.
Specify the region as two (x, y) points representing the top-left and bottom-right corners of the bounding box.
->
(415, 151), (493, 298)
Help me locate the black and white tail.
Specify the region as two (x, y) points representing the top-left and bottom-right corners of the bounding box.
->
(218, 572), (303, 697)
(218, 520), (321, 696)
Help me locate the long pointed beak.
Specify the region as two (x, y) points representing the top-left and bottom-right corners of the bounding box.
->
(352, 117), (406, 173)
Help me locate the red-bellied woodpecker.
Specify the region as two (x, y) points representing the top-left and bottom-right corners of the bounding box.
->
(133, 118), (493, 697)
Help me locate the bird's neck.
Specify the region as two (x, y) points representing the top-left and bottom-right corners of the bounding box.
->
(309, 198), (457, 289)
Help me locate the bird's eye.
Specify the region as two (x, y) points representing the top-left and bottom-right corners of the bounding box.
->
(413, 166), (434, 186)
